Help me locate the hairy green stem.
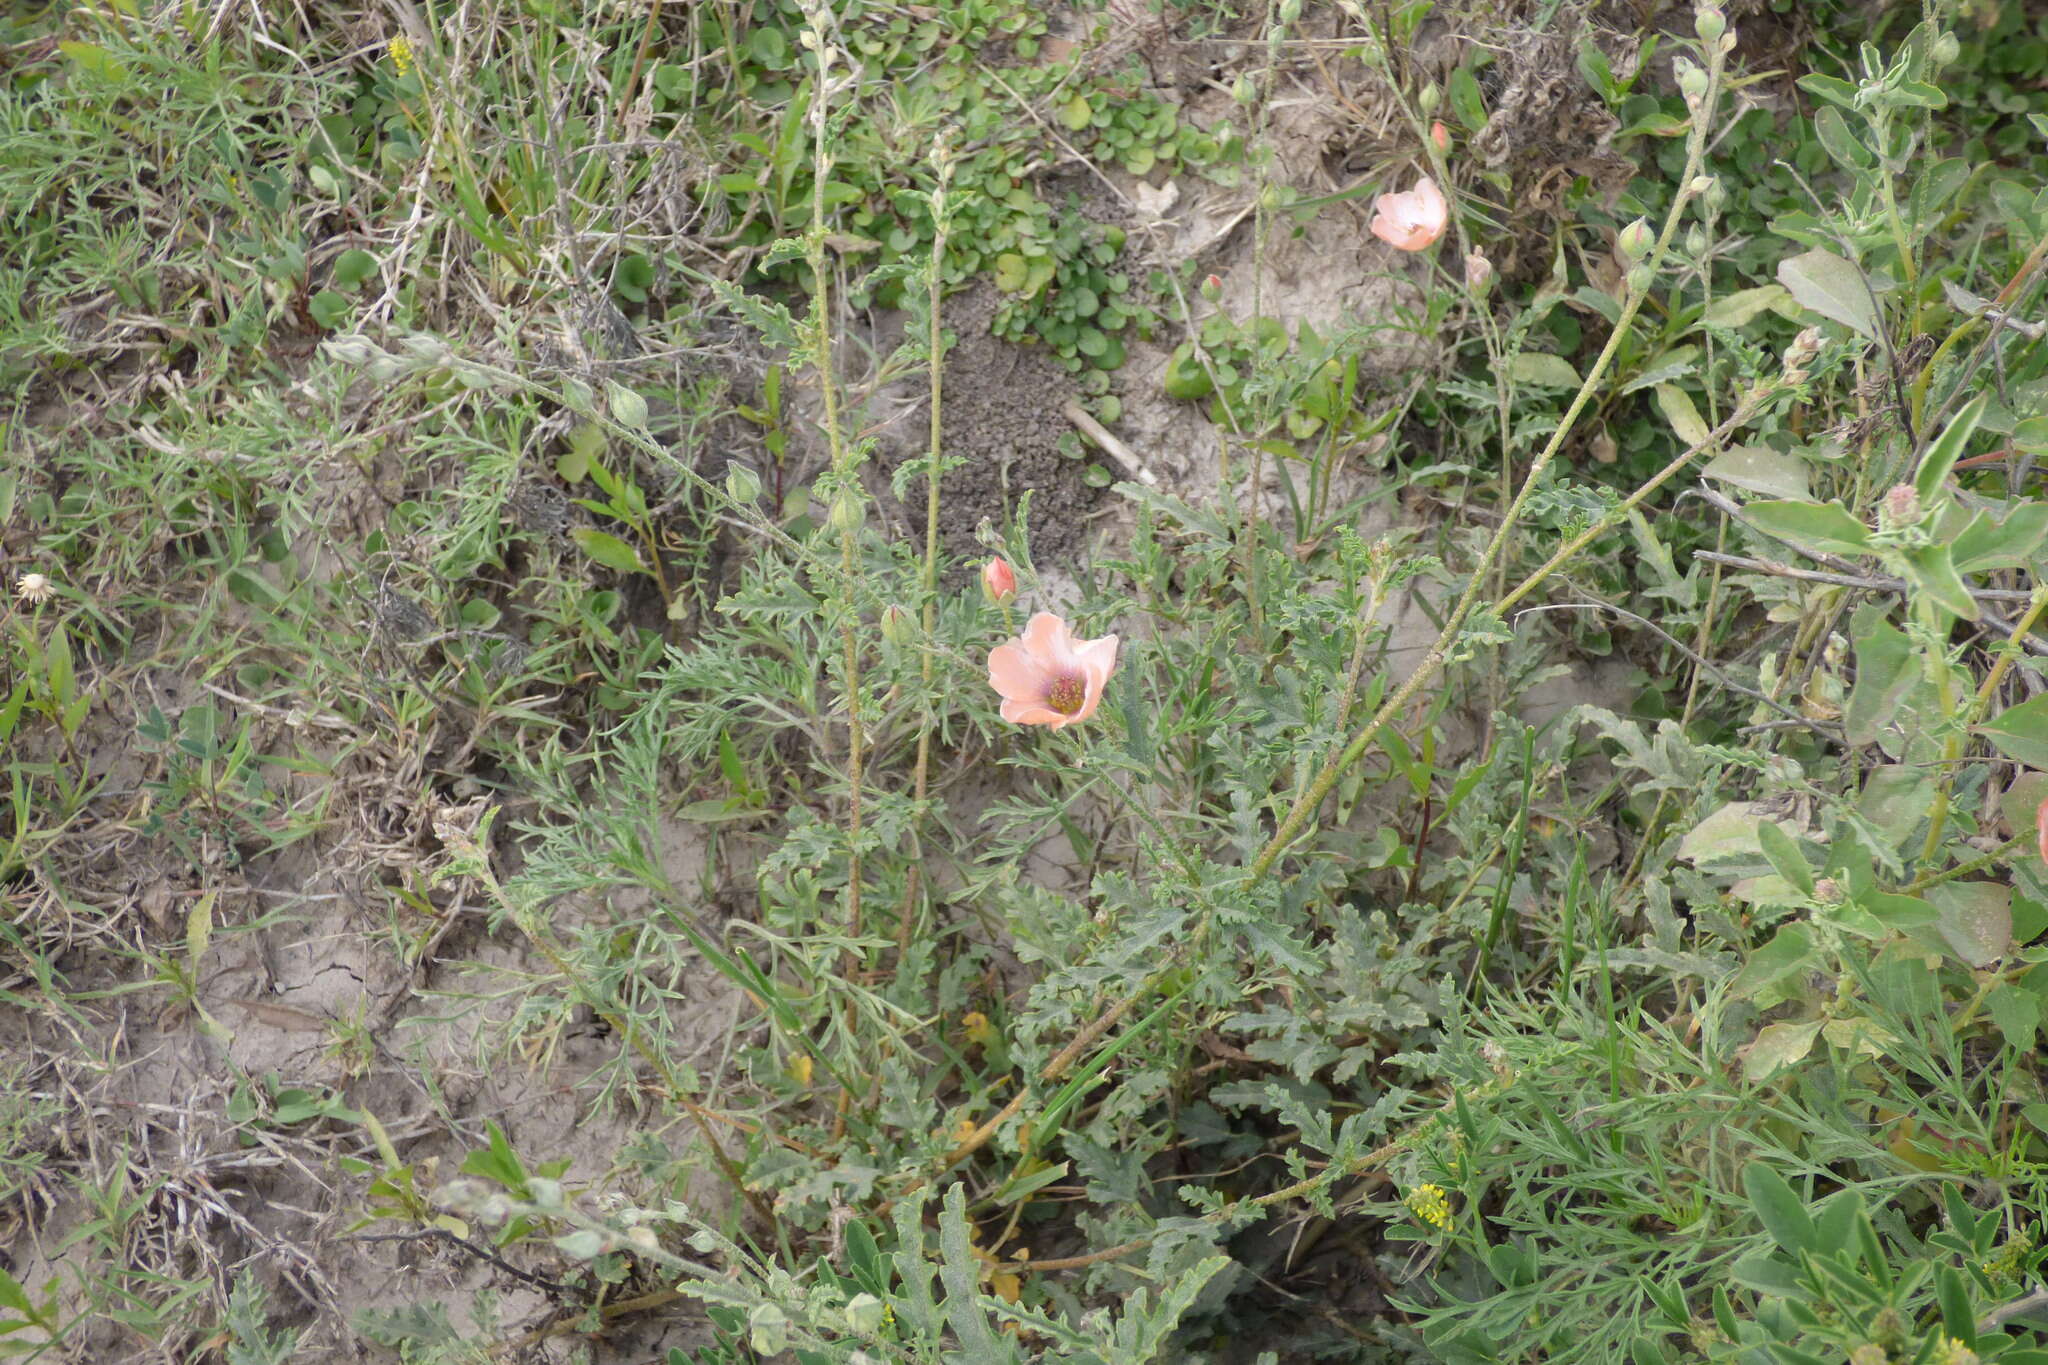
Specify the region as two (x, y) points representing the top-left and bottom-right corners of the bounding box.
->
(802, 15), (867, 945)
(900, 159), (952, 963)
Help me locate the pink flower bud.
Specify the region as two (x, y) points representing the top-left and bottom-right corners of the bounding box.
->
(1882, 484), (1921, 525)
(1430, 121), (1450, 153)
(1464, 251), (1493, 294)
(981, 557), (1017, 604)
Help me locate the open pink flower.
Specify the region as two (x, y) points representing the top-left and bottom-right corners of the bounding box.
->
(1370, 176), (1447, 252)
(987, 612), (1119, 729)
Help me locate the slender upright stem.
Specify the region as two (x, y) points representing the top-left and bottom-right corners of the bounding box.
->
(802, 16), (866, 942)
(901, 160), (952, 961)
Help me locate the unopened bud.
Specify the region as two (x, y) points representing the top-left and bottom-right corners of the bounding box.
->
(1930, 32), (1960, 67)
(1882, 484), (1922, 526)
(1200, 274), (1222, 302)
(1233, 74), (1256, 106)
(725, 462), (761, 504)
(1277, 0), (1300, 21)
(879, 604), (915, 647)
(981, 557), (1017, 604)
(828, 491), (865, 535)
(1429, 119), (1450, 152)
(1617, 217), (1655, 261)
(1784, 327), (1823, 375)
(1675, 58), (1709, 106)
(1689, 175), (1716, 198)
(846, 1293), (886, 1334)
(1685, 226), (1707, 256)
(1464, 251), (1494, 295)
(399, 332), (452, 364)
(1626, 262), (1655, 293)
(322, 336), (379, 366)
(1419, 83), (1440, 115)
(1694, 6), (1726, 44)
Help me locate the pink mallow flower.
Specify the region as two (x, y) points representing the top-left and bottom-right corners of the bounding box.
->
(1370, 176), (1448, 252)
(987, 612), (1119, 729)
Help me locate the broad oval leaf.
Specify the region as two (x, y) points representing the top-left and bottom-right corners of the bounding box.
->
(1742, 1162), (1819, 1254)
(1508, 352), (1581, 388)
(1729, 922), (1818, 1001)
(1743, 1020), (1821, 1082)
(1742, 499), (1872, 557)
(1653, 383), (1711, 447)
(1813, 106), (1872, 171)
(1925, 882), (2011, 967)
(569, 527), (646, 575)
(1702, 285), (1791, 330)
(1951, 504), (2048, 573)
(1845, 604), (1918, 747)
(1703, 445), (1809, 500)
(1778, 249), (1881, 340)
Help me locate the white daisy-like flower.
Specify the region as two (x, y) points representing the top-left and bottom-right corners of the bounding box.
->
(15, 572), (52, 604)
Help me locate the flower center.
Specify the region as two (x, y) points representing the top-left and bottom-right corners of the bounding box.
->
(1045, 674), (1086, 716)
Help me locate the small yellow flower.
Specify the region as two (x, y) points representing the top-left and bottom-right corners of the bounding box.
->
(1934, 1337), (1979, 1365)
(14, 572), (52, 604)
(960, 1011), (997, 1048)
(1405, 1183), (1452, 1231)
(389, 35), (415, 78)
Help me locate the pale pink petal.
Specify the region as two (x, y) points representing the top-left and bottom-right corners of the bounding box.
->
(988, 642), (1050, 703)
(1369, 200), (1421, 250)
(1071, 635), (1119, 723)
(1020, 612), (1081, 671)
(1001, 697), (1067, 726)
(1412, 176), (1447, 228)
(1072, 634), (1119, 686)
(1021, 612), (1069, 651)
